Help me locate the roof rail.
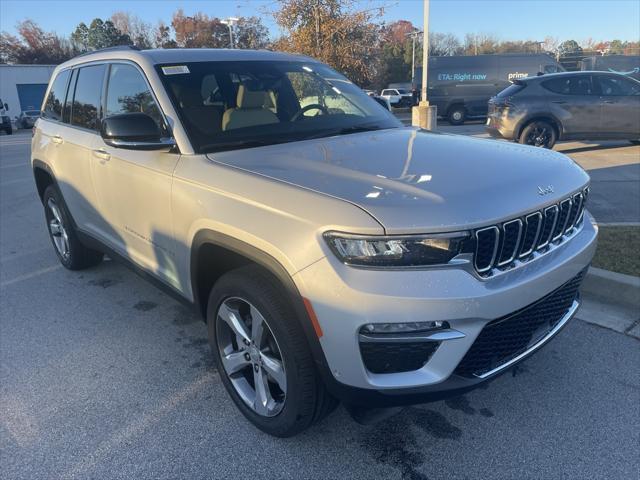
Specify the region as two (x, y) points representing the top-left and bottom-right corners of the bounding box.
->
(75, 45), (140, 59)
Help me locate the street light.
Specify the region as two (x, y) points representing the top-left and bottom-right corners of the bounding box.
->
(220, 17), (239, 49)
(405, 30), (423, 91)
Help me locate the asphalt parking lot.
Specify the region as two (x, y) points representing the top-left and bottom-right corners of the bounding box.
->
(1, 129), (639, 480)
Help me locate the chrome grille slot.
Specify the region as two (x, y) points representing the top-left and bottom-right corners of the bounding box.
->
(497, 219), (522, 266)
(552, 198), (572, 242)
(472, 187), (589, 276)
(519, 212), (542, 258)
(566, 192), (583, 232)
(474, 226), (499, 273)
(538, 205), (558, 250)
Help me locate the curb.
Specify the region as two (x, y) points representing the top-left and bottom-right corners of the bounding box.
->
(582, 267), (640, 309)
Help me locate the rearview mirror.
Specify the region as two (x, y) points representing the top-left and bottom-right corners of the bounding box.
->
(101, 113), (175, 150)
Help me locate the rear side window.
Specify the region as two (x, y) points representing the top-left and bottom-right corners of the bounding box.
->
(70, 64), (106, 131)
(105, 64), (164, 129)
(597, 75), (640, 96)
(542, 76), (593, 95)
(42, 70), (71, 121)
(497, 83), (525, 98)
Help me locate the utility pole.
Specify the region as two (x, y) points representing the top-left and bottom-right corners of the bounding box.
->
(412, 0), (437, 130)
(221, 17), (239, 48)
(405, 31), (422, 90)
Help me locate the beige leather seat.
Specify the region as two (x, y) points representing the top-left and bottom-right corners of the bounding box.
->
(222, 85), (279, 131)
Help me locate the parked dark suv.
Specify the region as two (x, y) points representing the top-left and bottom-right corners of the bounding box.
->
(487, 71), (640, 148)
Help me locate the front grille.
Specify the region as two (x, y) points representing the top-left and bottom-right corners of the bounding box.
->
(454, 269), (585, 378)
(472, 187), (588, 276)
(360, 341), (440, 374)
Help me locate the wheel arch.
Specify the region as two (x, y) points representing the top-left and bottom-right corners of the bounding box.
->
(190, 229), (332, 378)
(32, 159), (56, 202)
(516, 115), (562, 141)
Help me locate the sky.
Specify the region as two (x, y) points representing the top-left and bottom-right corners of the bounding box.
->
(1, 0), (639, 44)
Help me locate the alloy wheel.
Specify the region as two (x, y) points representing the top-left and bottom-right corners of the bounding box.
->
(216, 297), (287, 417)
(47, 198), (70, 259)
(527, 126), (551, 147)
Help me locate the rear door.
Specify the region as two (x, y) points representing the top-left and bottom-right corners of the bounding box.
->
(594, 73), (640, 137)
(541, 74), (601, 138)
(52, 64), (107, 234)
(90, 62), (180, 287)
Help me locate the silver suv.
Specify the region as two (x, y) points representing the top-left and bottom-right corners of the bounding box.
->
(32, 47), (597, 437)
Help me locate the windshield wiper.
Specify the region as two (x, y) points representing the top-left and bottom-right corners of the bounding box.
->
(303, 124), (388, 141)
(201, 138), (290, 153)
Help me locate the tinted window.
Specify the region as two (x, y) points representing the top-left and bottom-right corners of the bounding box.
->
(597, 75), (640, 96)
(42, 69), (70, 121)
(542, 75), (593, 95)
(497, 83), (525, 98)
(105, 64), (164, 129)
(70, 65), (106, 130)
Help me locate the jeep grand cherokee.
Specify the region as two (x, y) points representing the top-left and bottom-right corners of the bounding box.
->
(32, 47), (597, 437)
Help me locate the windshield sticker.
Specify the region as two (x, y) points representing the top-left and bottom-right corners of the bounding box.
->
(162, 65), (190, 75)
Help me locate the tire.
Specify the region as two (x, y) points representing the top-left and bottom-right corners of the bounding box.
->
(447, 105), (466, 125)
(207, 265), (337, 437)
(43, 185), (103, 270)
(5, 127), (12, 135)
(630, 140), (640, 145)
(519, 120), (557, 149)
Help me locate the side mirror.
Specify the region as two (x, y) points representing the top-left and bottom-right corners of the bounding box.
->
(101, 112), (175, 150)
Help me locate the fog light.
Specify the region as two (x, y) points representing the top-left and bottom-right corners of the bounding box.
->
(361, 321), (448, 334)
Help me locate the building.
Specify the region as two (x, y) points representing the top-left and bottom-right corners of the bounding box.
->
(0, 64), (57, 117)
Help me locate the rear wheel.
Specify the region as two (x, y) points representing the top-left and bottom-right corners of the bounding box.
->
(447, 105), (466, 125)
(43, 185), (103, 270)
(519, 120), (557, 149)
(630, 140), (640, 145)
(207, 265), (337, 437)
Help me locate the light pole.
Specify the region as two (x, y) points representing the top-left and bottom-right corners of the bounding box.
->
(221, 17), (239, 48)
(406, 30), (422, 91)
(412, 0), (437, 130)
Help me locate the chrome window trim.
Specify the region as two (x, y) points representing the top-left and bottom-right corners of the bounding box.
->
(519, 212), (543, 258)
(474, 226), (500, 273)
(537, 205), (558, 250)
(497, 218), (523, 267)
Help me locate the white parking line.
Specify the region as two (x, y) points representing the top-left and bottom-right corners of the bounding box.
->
(0, 264), (61, 288)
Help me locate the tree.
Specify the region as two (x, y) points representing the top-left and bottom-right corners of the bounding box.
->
(558, 39), (582, 57)
(71, 19), (131, 52)
(273, 0), (382, 86)
(234, 17), (270, 49)
(171, 9), (228, 48)
(111, 11), (153, 49)
(153, 21), (178, 49)
(1, 19), (74, 64)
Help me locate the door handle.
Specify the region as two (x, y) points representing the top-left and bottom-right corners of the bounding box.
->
(51, 135), (63, 144)
(551, 101), (567, 104)
(603, 100), (615, 104)
(92, 149), (111, 162)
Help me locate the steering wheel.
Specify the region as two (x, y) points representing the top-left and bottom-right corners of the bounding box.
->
(291, 103), (329, 121)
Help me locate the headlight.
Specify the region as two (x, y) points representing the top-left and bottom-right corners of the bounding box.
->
(323, 231), (469, 267)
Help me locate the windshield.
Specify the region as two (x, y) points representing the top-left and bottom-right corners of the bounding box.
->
(156, 61), (400, 153)
(396, 89), (410, 94)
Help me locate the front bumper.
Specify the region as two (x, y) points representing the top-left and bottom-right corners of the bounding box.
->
(294, 213), (597, 404)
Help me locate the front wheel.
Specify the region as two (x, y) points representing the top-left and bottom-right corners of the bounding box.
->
(519, 120), (557, 149)
(207, 265), (337, 437)
(447, 106), (466, 125)
(43, 185), (103, 270)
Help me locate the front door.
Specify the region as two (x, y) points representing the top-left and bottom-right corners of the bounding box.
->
(595, 73), (640, 137)
(90, 63), (181, 288)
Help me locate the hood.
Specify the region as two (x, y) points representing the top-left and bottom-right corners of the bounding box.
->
(207, 128), (590, 233)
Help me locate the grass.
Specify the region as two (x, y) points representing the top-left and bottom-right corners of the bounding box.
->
(592, 226), (640, 277)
